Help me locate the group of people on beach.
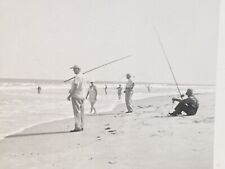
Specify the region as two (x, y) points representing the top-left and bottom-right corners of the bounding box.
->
(67, 65), (199, 132)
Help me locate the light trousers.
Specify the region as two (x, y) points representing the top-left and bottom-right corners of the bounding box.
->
(125, 90), (133, 112)
(71, 97), (84, 129)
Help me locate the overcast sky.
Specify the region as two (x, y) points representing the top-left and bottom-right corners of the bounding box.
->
(0, 0), (220, 84)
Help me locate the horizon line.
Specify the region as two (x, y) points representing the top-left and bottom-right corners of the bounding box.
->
(0, 77), (216, 86)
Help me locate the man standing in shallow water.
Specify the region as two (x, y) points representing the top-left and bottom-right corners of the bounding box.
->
(104, 84), (108, 95)
(125, 73), (135, 113)
(169, 89), (199, 116)
(67, 65), (86, 132)
(116, 84), (123, 100)
(86, 81), (98, 114)
(37, 86), (41, 94)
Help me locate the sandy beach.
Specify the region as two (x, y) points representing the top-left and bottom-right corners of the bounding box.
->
(0, 93), (214, 169)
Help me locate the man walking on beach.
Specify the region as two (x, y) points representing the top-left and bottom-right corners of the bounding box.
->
(169, 89), (199, 116)
(67, 65), (86, 132)
(125, 73), (134, 113)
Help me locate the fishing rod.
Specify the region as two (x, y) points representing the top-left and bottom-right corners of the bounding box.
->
(64, 55), (132, 82)
(153, 26), (183, 98)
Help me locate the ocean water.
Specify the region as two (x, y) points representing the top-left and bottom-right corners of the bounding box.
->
(0, 79), (214, 140)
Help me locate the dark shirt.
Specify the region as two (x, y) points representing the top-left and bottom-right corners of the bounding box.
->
(182, 95), (199, 110)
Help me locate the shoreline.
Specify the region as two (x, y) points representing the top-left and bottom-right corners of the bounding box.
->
(3, 91), (213, 140)
(2, 94), (171, 141)
(1, 91), (214, 141)
(0, 77), (216, 86)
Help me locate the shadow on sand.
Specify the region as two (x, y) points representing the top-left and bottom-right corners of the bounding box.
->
(86, 112), (123, 116)
(6, 131), (70, 138)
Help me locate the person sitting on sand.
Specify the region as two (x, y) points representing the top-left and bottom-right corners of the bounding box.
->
(86, 81), (98, 114)
(116, 84), (123, 100)
(169, 89), (199, 116)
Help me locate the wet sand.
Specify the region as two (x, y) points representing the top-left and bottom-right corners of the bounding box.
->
(0, 93), (215, 169)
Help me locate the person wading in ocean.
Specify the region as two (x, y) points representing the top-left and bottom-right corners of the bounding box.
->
(104, 84), (108, 95)
(86, 81), (98, 114)
(116, 84), (123, 100)
(37, 86), (41, 94)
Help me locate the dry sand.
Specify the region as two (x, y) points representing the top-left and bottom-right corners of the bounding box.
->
(0, 93), (215, 169)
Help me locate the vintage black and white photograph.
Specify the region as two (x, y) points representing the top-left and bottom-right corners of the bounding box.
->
(0, 0), (223, 169)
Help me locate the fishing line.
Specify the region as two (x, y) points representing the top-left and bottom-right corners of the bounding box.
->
(152, 26), (183, 99)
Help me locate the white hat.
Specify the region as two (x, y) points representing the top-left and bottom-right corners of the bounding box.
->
(70, 65), (81, 70)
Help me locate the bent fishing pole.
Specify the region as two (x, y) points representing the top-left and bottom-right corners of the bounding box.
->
(64, 55), (132, 82)
(153, 26), (183, 98)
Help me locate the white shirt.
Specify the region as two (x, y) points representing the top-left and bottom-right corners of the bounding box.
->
(70, 74), (86, 99)
(126, 79), (134, 89)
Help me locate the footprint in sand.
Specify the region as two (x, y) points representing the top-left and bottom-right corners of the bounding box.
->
(108, 129), (116, 133)
(193, 117), (214, 124)
(149, 134), (158, 137)
(105, 127), (111, 130)
(158, 130), (167, 133)
(138, 105), (152, 109)
(96, 136), (102, 140)
(108, 161), (117, 165)
(138, 106), (144, 108)
(110, 132), (117, 135)
(108, 130), (117, 134)
(105, 126), (117, 134)
(152, 115), (168, 118)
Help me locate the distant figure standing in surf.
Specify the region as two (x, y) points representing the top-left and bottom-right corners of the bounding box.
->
(124, 73), (135, 113)
(116, 84), (123, 100)
(86, 81), (98, 114)
(147, 84), (151, 93)
(67, 65), (86, 132)
(104, 84), (108, 95)
(37, 86), (41, 94)
(169, 89), (199, 116)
